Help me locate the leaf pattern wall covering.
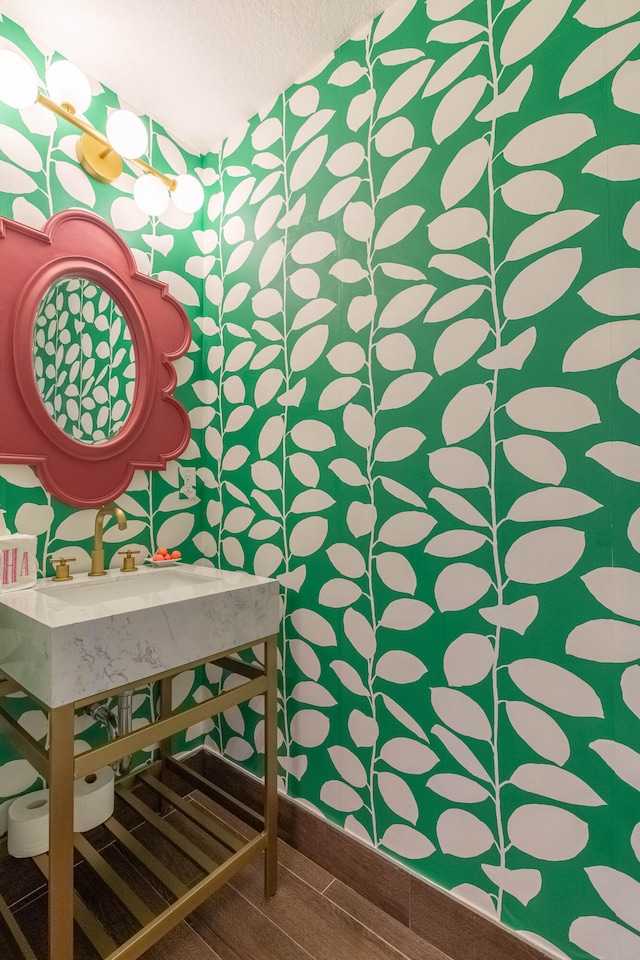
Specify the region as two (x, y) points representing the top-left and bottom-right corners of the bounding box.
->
(33, 278), (135, 444)
(0, 15), (212, 829)
(203, 1), (640, 958)
(0, 3), (640, 958)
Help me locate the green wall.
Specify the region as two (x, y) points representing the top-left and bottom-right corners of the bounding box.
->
(1, 2), (640, 958)
(206, 2), (640, 959)
(0, 14), (213, 833)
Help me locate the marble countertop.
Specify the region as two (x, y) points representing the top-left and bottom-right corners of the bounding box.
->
(0, 564), (279, 707)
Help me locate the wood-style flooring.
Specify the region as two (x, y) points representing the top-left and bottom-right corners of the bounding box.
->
(0, 786), (452, 960)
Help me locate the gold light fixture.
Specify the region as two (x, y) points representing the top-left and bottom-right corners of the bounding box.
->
(0, 50), (204, 215)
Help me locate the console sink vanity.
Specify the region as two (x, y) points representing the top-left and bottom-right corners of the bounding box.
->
(0, 564), (280, 960)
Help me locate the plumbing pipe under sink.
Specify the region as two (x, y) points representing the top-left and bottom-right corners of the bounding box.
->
(86, 688), (133, 776)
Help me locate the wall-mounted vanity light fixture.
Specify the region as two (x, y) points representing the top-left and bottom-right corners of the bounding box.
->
(0, 50), (204, 217)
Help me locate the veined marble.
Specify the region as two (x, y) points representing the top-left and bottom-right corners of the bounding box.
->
(0, 565), (279, 706)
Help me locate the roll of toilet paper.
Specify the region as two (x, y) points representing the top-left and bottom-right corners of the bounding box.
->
(8, 789), (50, 858)
(8, 766), (115, 858)
(73, 766), (114, 833)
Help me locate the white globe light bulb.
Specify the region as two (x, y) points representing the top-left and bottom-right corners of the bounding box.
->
(106, 110), (148, 159)
(0, 50), (39, 109)
(45, 60), (91, 113)
(133, 174), (169, 216)
(172, 174), (204, 213)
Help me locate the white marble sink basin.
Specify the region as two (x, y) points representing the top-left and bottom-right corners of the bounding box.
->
(37, 568), (210, 607)
(0, 565), (279, 707)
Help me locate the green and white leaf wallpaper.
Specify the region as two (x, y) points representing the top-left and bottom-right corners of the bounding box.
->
(2, 1), (640, 957)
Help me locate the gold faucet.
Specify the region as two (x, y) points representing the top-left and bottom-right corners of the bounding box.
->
(89, 504), (127, 577)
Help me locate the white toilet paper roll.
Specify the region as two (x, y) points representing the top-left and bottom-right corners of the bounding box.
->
(7, 766), (115, 858)
(8, 789), (50, 858)
(73, 766), (114, 833)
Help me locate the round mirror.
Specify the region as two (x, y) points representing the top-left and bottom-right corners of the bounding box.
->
(32, 278), (136, 444)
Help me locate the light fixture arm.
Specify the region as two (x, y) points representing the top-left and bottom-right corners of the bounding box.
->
(36, 91), (177, 190)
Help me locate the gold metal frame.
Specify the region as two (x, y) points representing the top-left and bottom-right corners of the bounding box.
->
(37, 92), (177, 189)
(0, 633), (279, 960)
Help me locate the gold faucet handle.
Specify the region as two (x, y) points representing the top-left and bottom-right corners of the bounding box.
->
(118, 549), (140, 573)
(50, 557), (76, 582)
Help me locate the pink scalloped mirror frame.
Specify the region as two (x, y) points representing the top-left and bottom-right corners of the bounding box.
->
(0, 210), (191, 507)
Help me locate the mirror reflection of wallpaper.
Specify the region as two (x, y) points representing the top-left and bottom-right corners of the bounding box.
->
(33, 278), (135, 444)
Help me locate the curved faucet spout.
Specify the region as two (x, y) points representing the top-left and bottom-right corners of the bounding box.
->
(89, 503), (127, 577)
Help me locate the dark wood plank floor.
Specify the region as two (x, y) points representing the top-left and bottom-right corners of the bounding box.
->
(0, 787), (452, 960)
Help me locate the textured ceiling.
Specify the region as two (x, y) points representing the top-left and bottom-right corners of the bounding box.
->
(0, 0), (398, 155)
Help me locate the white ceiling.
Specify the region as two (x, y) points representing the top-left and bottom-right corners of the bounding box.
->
(0, 0), (398, 155)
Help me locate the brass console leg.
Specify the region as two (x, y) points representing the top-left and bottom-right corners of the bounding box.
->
(48, 703), (75, 960)
(264, 634), (278, 897)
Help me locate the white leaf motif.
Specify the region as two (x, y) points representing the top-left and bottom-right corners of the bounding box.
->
(591, 739), (640, 792)
(428, 774), (490, 803)
(423, 41), (484, 97)
(587, 441), (640, 481)
(503, 248), (582, 320)
(502, 434), (567, 485)
(376, 552), (417, 595)
(567, 620), (640, 663)
(380, 738), (438, 774)
(509, 659), (604, 717)
(432, 76), (488, 144)
(381, 694), (429, 739)
(503, 114), (596, 166)
(320, 781), (362, 812)
(429, 447), (489, 489)
(434, 318), (491, 374)
(431, 688), (492, 740)
(560, 22), (640, 99)
(425, 530), (488, 558)
(501, 171), (564, 215)
(380, 824), (435, 859)
(440, 138), (491, 210)
(442, 383), (492, 444)
(377, 653), (428, 684)
(291, 608), (336, 646)
(428, 207), (487, 250)
(505, 386), (599, 431)
(435, 563), (493, 612)
(511, 763), (604, 805)
(576, 0), (640, 26)
(437, 809), (495, 857)
(379, 147), (431, 199)
(379, 285), (435, 328)
(374, 206), (424, 250)
(476, 65), (533, 122)
(505, 527), (585, 584)
(443, 633), (494, 687)
(319, 579), (362, 608)
(477, 327), (537, 371)
(379, 372), (432, 410)
(380, 599), (433, 631)
(508, 804), (589, 860)
(429, 488), (490, 527)
(582, 567), (640, 620)
(507, 487), (602, 522)
(481, 865), (542, 907)
(374, 427), (426, 462)
(378, 60), (434, 119)
(500, 0), (571, 66)
(505, 210), (597, 262)
(580, 268), (640, 316)
(570, 917), (640, 960)
(479, 597), (539, 636)
(328, 746), (367, 789)
(584, 144), (640, 181)
(563, 319), (640, 371)
(378, 772), (419, 824)
(506, 701), (570, 765)
(378, 511), (436, 546)
(432, 725), (491, 782)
